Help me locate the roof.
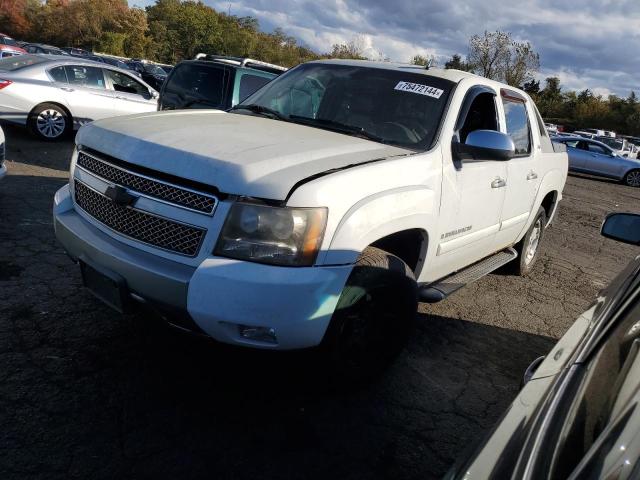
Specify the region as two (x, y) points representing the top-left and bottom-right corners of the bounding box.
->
(309, 59), (479, 83)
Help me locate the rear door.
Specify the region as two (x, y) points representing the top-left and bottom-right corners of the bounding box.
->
(564, 139), (590, 171)
(58, 65), (115, 125)
(103, 68), (157, 115)
(495, 89), (541, 247)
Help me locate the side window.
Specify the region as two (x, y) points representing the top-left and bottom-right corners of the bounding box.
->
(458, 91), (499, 143)
(64, 65), (105, 89)
(564, 140), (579, 148)
(238, 73), (271, 102)
(104, 69), (148, 96)
(48, 66), (68, 83)
(587, 143), (608, 155)
(502, 98), (532, 155)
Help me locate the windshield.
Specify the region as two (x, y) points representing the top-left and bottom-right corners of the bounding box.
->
(144, 64), (166, 76)
(0, 54), (47, 71)
(234, 63), (454, 149)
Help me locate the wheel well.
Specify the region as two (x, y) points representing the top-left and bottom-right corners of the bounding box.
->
(540, 191), (558, 222)
(29, 102), (72, 124)
(370, 229), (427, 274)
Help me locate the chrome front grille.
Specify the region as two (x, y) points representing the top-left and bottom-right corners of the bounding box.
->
(76, 151), (217, 214)
(74, 181), (206, 257)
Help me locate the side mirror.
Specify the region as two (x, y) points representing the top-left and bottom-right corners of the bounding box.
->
(601, 213), (640, 246)
(150, 90), (159, 99)
(453, 130), (515, 161)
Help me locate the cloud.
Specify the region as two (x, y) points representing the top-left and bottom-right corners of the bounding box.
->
(132, 0), (640, 96)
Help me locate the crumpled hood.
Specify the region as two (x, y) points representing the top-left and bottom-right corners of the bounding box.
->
(76, 110), (412, 200)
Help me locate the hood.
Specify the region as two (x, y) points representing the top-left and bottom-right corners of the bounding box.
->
(76, 110), (411, 200)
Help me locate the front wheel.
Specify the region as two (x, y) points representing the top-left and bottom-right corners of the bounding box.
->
(28, 103), (71, 141)
(623, 169), (640, 188)
(509, 207), (547, 276)
(321, 247), (417, 382)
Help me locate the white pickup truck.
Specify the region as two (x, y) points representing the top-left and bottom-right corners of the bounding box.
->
(53, 60), (568, 377)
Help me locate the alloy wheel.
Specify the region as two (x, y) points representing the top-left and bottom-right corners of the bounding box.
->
(36, 109), (66, 139)
(524, 219), (542, 265)
(626, 171), (640, 187)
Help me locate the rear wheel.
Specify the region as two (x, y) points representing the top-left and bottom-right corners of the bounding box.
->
(509, 207), (547, 276)
(28, 103), (71, 141)
(322, 247), (417, 382)
(623, 169), (640, 187)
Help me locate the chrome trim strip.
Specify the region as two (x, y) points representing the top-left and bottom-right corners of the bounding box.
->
(73, 179), (207, 258)
(77, 150), (218, 216)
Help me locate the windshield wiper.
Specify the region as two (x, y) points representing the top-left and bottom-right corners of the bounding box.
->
(288, 115), (387, 144)
(230, 104), (289, 121)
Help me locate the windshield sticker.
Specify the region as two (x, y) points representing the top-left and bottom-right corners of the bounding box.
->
(394, 81), (444, 99)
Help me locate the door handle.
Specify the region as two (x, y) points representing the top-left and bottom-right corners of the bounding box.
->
(526, 172), (538, 180)
(60, 86), (74, 92)
(491, 178), (507, 188)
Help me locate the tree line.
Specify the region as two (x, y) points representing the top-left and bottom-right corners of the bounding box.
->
(1, 0), (638, 135)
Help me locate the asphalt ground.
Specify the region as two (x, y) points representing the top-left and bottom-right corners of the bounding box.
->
(1, 122), (638, 479)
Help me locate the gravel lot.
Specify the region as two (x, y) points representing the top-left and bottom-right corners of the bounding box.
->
(1, 122), (638, 480)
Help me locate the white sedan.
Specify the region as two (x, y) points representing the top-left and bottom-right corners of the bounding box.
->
(0, 54), (158, 141)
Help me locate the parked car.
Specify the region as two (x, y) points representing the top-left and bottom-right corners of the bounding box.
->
(553, 135), (640, 187)
(0, 33), (25, 51)
(0, 55), (158, 141)
(96, 56), (131, 71)
(22, 43), (69, 56)
(61, 47), (91, 57)
(597, 136), (635, 158)
(53, 60), (568, 377)
(126, 61), (167, 90)
(572, 130), (598, 139)
(159, 55), (285, 110)
(0, 124), (5, 181)
(158, 63), (174, 74)
(0, 45), (25, 59)
(447, 212), (640, 479)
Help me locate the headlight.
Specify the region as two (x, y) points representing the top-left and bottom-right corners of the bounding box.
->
(214, 203), (327, 266)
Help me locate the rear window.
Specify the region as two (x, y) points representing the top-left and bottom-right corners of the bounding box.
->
(0, 54), (47, 71)
(163, 63), (227, 109)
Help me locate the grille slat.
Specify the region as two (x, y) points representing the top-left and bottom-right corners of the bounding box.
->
(76, 151), (216, 214)
(74, 181), (206, 257)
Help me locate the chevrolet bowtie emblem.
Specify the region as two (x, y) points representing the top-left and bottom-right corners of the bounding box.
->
(104, 185), (137, 206)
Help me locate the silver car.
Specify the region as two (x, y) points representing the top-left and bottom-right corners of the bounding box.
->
(0, 54), (158, 140)
(553, 135), (640, 187)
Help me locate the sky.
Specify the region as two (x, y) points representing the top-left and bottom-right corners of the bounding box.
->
(131, 0), (640, 97)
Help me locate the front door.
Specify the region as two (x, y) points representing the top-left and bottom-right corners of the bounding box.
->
(583, 141), (622, 178)
(429, 86), (508, 281)
(103, 68), (157, 115)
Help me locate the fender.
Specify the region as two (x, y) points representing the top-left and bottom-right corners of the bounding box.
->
(322, 185), (436, 266)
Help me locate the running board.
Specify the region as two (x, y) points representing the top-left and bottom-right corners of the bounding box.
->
(418, 247), (518, 303)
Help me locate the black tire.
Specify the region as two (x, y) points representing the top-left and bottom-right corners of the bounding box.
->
(623, 169), (640, 188)
(28, 103), (71, 141)
(321, 247), (418, 382)
(509, 207), (547, 276)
